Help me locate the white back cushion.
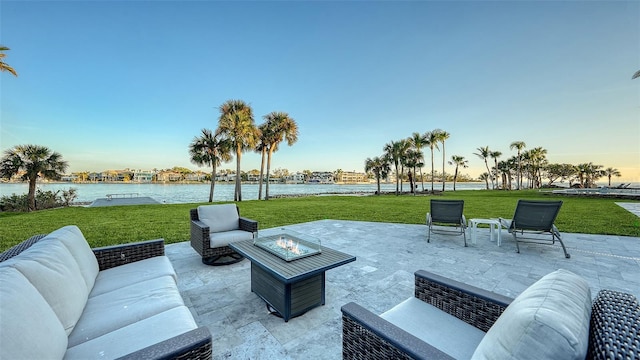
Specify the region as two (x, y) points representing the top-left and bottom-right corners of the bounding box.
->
(2, 239), (90, 335)
(472, 269), (592, 360)
(197, 204), (239, 233)
(40, 225), (99, 292)
(0, 267), (68, 360)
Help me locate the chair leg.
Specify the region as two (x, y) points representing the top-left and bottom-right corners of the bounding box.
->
(427, 225), (431, 243)
(555, 234), (571, 259)
(462, 225), (467, 247)
(513, 233), (520, 253)
(202, 253), (244, 266)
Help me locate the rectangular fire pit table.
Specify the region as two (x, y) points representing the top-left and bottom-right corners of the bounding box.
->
(229, 233), (356, 322)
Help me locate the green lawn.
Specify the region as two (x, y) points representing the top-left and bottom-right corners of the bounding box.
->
(1, 190), (638, 251)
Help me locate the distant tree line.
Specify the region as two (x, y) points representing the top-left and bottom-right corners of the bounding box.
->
(365, 134), (622, 195)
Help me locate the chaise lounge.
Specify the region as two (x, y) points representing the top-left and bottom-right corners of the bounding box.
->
(342, 269), (639, 359)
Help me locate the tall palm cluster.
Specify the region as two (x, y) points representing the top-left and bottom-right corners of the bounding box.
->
(189, 99), (298, 202)
(367, 129), (461, 196)
(474, 142), (620, 190)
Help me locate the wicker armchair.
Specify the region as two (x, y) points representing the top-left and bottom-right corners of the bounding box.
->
(190, 204), (258, 266)
(342, 270), (640, 360)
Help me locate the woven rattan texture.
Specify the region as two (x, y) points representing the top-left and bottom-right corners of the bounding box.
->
(0, 234), (47, 262)
(93, 240), (164, 271)
(587, 289), (640, 360)
(342, 314), (414, 360)
(414, 276), (506, 332)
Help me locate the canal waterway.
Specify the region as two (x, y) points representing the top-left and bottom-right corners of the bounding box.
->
(0, 182), (486, 204)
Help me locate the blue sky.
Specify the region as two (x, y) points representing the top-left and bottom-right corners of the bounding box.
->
(1, 1), (638, 182)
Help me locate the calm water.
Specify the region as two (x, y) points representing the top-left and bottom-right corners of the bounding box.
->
(0, 182), (486, 204)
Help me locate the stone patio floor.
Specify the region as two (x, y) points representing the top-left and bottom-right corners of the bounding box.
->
(165, 219), (640, 359)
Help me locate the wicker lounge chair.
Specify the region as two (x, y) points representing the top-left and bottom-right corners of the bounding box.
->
(426, 199), (467, 246)
(342, 270), (640, 360)
(499, 199), (570, 258)
(190, 204), (258, 265)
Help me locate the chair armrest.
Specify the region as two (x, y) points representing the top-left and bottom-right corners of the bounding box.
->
(587, 290), (640, 360)
(341, 302), (453, 360)
(0, 234), (48, 262)
(93, 239), (165, 271)
(116, 326), (212, 360)
(239, 217), (258, 234)
(414, 270), (512, 332)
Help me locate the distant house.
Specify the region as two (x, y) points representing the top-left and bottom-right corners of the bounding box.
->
(215, 173), (236, 182)
(309, 172), (334, 184)
(337, 171), (367, 184)
(285, 173), (306, 184)
(186, 172), (207, 181)
(156, 170), (182, 182)
(133, 170), (154, 183)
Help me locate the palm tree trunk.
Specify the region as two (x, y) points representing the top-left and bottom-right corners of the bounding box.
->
(27, 176), (37, 211)
(441, 143), (446, 192)
(483, 160), (492, 189)
(209, 165), (216, 202)
(258, 148), (266, 200)
(430, 149), (435, 192)
(453, 165), (459, 191)
(376, 175), (381, 194)
(265, 148), (274, 200)
(235, 147), (242, 202)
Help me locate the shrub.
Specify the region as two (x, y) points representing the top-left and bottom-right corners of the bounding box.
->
(0, 187), (78, 212)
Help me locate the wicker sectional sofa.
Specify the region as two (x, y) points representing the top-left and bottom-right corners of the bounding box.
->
(0, 225), (212, 360)
(342, 269), (640, 359)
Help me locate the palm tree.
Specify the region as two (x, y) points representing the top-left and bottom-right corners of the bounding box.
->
(409, 132), (427, 191)
(0, 46), (17, 76)
(189, 129), (232, 202)
(0, 144), (68, 211)
(604, 167), (622, 187)
(262, 112), (298, 200)
(255, 123), (269, 200)
(425, 131), (440, 192)
(403, 149), (422, 194)
(447, 155), (468, 191)
(474, 146), (493, 189)
(216, 99), (258, 201)
(527, 147), (548, 188)
(510, 141), (526, 189)
(435, 130), (450, 192)
(478, 172), (490, 190)
(490, 151), (502, 189)
(397, 139), (411, 193)
(365, 156), (391, 195)
(383, 140), (404, 195)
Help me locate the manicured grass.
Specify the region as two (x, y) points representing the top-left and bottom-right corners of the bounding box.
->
(0, 190), (638, 251)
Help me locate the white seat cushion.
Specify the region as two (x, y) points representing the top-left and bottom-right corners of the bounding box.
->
(1, 239), (89, 335)
(0, 267), (68, 360)
(209, 229), (255, 248)
(89, 256), (176, 297)
(197, 204), (239, 233)
(68, 275), (185, 347)
(64, 306), (197, 360)
(381, 297), (486, 359)
(472, 269), (592, 360)
(39, 225), (99, 292)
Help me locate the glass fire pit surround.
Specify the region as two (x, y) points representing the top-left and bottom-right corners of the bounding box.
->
(254, 232), (322, 261)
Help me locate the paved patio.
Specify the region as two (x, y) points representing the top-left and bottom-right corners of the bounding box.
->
(165, 220), (640, 359)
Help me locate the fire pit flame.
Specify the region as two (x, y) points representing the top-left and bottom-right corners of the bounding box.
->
(276, 237), (302, 255)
